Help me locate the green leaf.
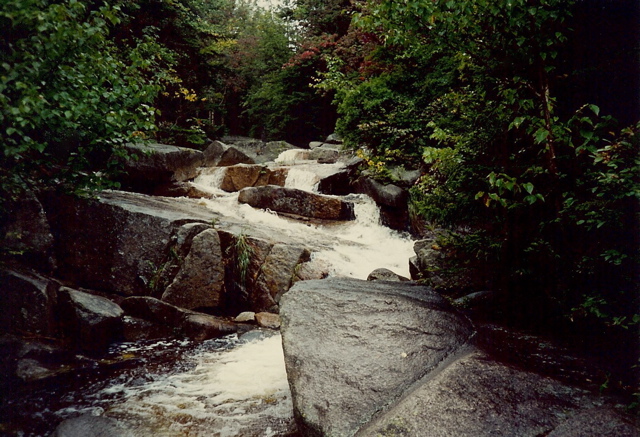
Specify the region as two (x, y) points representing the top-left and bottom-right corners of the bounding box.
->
(534, 128), (549, 144)
(523, 182), (534, 194)
(589, 104), (600, 116)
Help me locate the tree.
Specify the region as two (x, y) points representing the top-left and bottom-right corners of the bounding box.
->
(321, 0), (640, 382)
(0, 0), (168, 199)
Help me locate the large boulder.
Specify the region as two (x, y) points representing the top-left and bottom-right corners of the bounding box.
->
(219, 164), (288, 192)
(280, 278), (638, 437)
(359, 351), (634, 437)
(238, 185), (355, 221)
(161, 229), (225, 310)
(203, 140), (255, 166)
(119, 143), (204, 193)
(58, 287), (124, 353)
(280, 278), (475, 437)
(0, 269), (58, 337)
(41, 190), (219, 296)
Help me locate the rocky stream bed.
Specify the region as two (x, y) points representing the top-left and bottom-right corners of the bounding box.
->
(1, 138), (638, 436)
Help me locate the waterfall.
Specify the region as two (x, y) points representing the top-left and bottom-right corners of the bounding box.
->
(11, 151), (415, 437)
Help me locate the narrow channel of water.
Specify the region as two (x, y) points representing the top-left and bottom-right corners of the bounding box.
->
(3, 151), (415, 436)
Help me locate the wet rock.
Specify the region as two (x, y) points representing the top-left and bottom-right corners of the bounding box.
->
(120, 296), (184, 326)
(235, 312), (256, 323)
(58, 287), (124, 353)
(315, 169), (352, 195)
(122, 316), (173, 341)
(220, 164), (288, 192)
(179, 313), (238, 341)
(252, 244), (311, 312)
(280, 278), (474, 437)
(203, 140), (255, 166)
(152, 181), (213, 199)
(309, 141), (324, 149)
(50, 414), (134, 437)
(1, 188), (55, 270)
(0, 269), (58, 337)
(15, 358), (66, 383)
(367, 268), (410, 282)
(359, 350), (625, 437)
(238, 185), (355, 221)
(119, 142), (204, 194)
(41, 190), (218, 296)
(255, 312), (281, 329)
(162, 229), (225, 310)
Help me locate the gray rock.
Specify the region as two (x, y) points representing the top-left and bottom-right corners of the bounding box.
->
(309, 141), (325, 149)
(179, 313), (238, 341)
(220, 137), (298, 163)
(309, 147), (340, 164)
(120, 296), (184, 326)
(203, 140), (255, 166)
(547, 407), (640, 437)
(353, 176), (408, 209)
(367, 268), (411, 282)
(1, 188), (55, 270)
(162, 229), (225, 310)
(316, 169), (352, 196)
(0, 269), (58, 337)
(238, 185), (355, 221)
(122, 316), (173, 342)
(15, 358), (65, 382)
(152, 181), (213, 199)
(40, 190), (219, 296)
(58, 287), (124, 353)
(325, 133), (343, 144)
(119, 142), (204, 193)
(280, 278), (474, 437)
(353, 177), (410, 231)
(219, 231), (274, 313)
(252, 244), (310, 312)
(359, 350), (623, 437)
(50, 414), (133, 437)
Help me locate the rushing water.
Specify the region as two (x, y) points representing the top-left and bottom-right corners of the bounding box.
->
(3, 151), (415, 436)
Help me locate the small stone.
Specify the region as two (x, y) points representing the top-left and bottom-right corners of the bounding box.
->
(255, 312), (281, 329)
(235, 311), (256, 323)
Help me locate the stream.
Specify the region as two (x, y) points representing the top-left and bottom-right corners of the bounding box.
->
(1, 151), (415, 436)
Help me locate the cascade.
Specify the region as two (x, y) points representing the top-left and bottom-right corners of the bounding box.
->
(7, 149), (415, 436)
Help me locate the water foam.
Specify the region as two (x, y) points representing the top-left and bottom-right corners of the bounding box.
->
(105, 335), (293, 437)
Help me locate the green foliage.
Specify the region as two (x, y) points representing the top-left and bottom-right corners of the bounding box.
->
(227, 233), (254, 285)
(0, 0), (167, 198)
(320, 0), (640, 352)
